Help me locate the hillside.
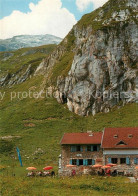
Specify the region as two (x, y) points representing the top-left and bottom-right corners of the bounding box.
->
(0, 75), (138, 167)
(35, 0), (137, 116)
(0, 0), (138, 167)
(0, 34), (62, 52)
(0, 73), (138, 195)
(0, 44), (56, 86)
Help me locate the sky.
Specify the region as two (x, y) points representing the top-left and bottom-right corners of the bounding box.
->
(0, 0), (108, 39)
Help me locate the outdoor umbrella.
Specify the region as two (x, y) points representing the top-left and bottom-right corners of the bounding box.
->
(106, 163), (117, 167)
(66, 165), (76, 168)
(135, 166), (138, 169)
(26, 167), (37, 170)
(92, 165), (102, 168)
(102, 165), (111, 169)
(43, 166), (53, 170)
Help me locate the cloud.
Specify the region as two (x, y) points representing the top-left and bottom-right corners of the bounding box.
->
(76, 0), (108, 12)
(0, 0), (77, 39)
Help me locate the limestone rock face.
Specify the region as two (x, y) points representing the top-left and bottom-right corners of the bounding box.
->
(52, 0), (138, 115)
(0, 64), (33, 87)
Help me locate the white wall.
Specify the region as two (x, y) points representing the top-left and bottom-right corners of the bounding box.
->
(103, 149), (138, 155)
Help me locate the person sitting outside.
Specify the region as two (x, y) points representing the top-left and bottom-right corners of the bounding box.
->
(72, 169), (76, 176)
(43, 171), (50, 176)
(51, 171), (55, 177)
(101, 169), (105, 176)
(27, 172), (32, 177)
(106, 168), (111, 176)
(31, 171), (35, 177)
(111, 169), (117, 176)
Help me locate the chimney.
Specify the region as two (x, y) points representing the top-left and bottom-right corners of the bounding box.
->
(87, 130), (93, 136)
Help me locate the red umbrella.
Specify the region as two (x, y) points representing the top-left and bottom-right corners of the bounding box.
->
(26, 167), (37, 170)
(92, 165), (102, 168)
(43, 166), (53, 170)
(106, 163), (117, 167)
(102, 165), (111, 169)
(66, 165), (76, 168)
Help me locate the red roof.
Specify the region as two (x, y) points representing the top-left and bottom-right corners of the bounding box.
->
(61, 132), (102, 145)
(101, 127), (138, 149)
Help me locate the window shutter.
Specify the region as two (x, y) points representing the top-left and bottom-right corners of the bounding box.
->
(80, 146), (83, 152)
(83, 159), (86, 166)
(77, 159), (79, 166)
(97, 145), (100, 151)
(85, 146), (87, 152)
(85, 159), (88, 166)
(126, 157), (130, 165)
(134, 158), (137, 164)
(108, 158), (111, 163)
(70, 159), (72, 165)
(71, 146), (73, 152)
(91, 145), (94, 151)
(71, 146), (76, 152)
(92, 159), (95, 165)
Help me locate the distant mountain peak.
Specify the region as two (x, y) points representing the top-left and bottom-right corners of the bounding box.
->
(0, 34), (62, 52)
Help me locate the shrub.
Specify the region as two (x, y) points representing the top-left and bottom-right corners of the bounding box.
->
(0, 139), (14, 153)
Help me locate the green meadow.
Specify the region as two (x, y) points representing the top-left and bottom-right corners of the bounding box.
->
(1, 174), (138, 196)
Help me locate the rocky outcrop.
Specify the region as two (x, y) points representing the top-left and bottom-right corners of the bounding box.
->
(41, 0), (138, 116)
(34, 45), (66, 76)
(0, 64), (32, 87)
(0, 45), (56, 87)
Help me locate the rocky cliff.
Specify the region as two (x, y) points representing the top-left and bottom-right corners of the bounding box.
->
(36, 0), (137, 116)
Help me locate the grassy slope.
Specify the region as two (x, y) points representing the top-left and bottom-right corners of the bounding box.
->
(0, 45), (137, 196)
(1, 175), (138, 196)
(77, 0), (137, 30)
(0, 77), (137, 195)
(0, 44), (56, 77)
(0, 76), (137, 168)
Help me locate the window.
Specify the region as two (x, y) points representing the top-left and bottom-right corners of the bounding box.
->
(71, 146), (76, 152)
(88, 159), (92, 165)
(111, 158), (118, 164)
(114, 135), (118, 138)
(117, 141), (127, 145)
(93, 145), (97, 151)
(128, 134), (133, 138)
(87, 146), (91, 151)
(79, 159), (83, 165)
(120, 158), (126, 164)
(71, 145), (82, 152)
(72, 159), (77, 165)
(76, 146), (81, 152)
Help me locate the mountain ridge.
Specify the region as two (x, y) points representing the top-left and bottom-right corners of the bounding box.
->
(0, 34), (62, 52)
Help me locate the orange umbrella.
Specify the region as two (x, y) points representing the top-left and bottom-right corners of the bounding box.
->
(66, 165), (76, 167)
(26, 167), (37, 170)
(92, 165), (102, 168)
(135, 166), (138, 169)
(102, 165), (111, 169)
(106, 164), (117, 167)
